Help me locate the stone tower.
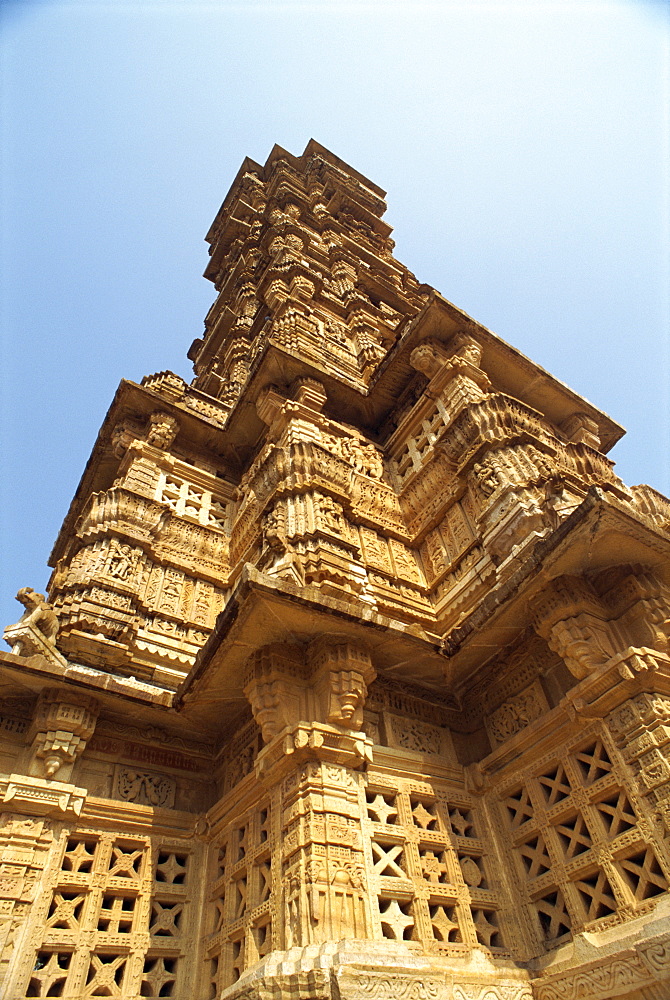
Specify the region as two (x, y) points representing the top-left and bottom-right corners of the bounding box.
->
(2, 140), (670, 1000)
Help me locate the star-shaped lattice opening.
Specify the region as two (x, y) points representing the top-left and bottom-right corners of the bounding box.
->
(430, 904), (461, 943)
(472, 907), (501, 948)
(378, 898), (414, 940)
(411, 800), (438, 830)
(155, 851), (188, 885)
(366, 792), (398, 825)
(141, 956), (177, 998)
(449, 806), (475, 837)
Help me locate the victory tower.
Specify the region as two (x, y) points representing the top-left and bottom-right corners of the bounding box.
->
(2, 141), (670, 1000)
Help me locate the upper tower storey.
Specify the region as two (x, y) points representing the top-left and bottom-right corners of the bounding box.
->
(188, 140), (426, 406)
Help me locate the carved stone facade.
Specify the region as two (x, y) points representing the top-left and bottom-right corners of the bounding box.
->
(2, 140), (669, 999)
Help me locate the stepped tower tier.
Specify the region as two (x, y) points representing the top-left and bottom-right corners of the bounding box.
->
(2, 140), (670, 1000)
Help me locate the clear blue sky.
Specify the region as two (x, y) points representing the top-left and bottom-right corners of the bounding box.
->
(1, 0), (668, 631)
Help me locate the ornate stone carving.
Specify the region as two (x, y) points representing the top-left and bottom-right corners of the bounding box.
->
(114, 766), (176, 807)
(487, 685), (546, 745)
(147, 410), (180, 449)
(27, 689), (99, 780)
(4, 141), (670, 1000)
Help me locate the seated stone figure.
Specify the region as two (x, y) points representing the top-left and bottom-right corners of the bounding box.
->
(3, 587), (61, 660)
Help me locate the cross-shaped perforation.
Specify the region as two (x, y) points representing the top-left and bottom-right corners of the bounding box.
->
(235, 825), (248, 861)
(534, 888), (572, 942)
(617, 846), (668, 901)
(212, 894), (226, 934)
(573, 740), (612, 786)
(258, 806), (271, 845)
(594, 790), (637, 838)
(231, 936), (245, 982)
(573, 869), (617, 921)
(419, 848), (449, 884)
(554, 812), (592, 860)
(97, 894), (135, 933)
(149, 900), (183, 937)
(518, 834), (552, 879)
(256, 859), (272, 904)
(504, 787), (534, 829)
(372, 841), (407, 878)
(255, 920), (272, 957)
(108, 843), (144, 879)
(209, 499), (228, 530)
(47, 891), (86, 930)
(84, 953), (127, 995)
(537, 764), (571, 807)
(234, 875), (248, 919)
(208, 956), (220, 998)
(215, 844), (227, 879)
(27, 951), (72, 996)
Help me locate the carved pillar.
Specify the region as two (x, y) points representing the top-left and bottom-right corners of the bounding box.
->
(0, 815), (54, 996)
(243, 644), (307, 742)
(607, 693), (670, 838)
(26, 689), (98, 781)
(530, 576), (617, 680)
(244, 639), (376, 948)
(531, 569), (670, 682)
(309, 638), (376, 731)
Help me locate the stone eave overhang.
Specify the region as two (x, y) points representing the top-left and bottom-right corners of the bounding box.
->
(216, 292), (624, 456)
(440, 487), (670, 695)
(0, 648), (173, 710)
(377, 292), (625, 453)
(170, 489), (670, 732)
(48, 377), (239, 567)
(172, 564), (451, 732)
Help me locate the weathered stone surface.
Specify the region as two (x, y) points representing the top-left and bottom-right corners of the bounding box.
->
(1, 140), (669, 999)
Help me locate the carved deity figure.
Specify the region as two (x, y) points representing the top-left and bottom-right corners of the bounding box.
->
(409, 342), (447, 379)
(340, 437), (384, 479)
(473, 459), (501, 497)
(327, 669), (369, 730)
(452, 334), (483, 367)
(146, 411), (180, 450)
(107, 541), (136, 581)
(319, 496), (344, 534)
